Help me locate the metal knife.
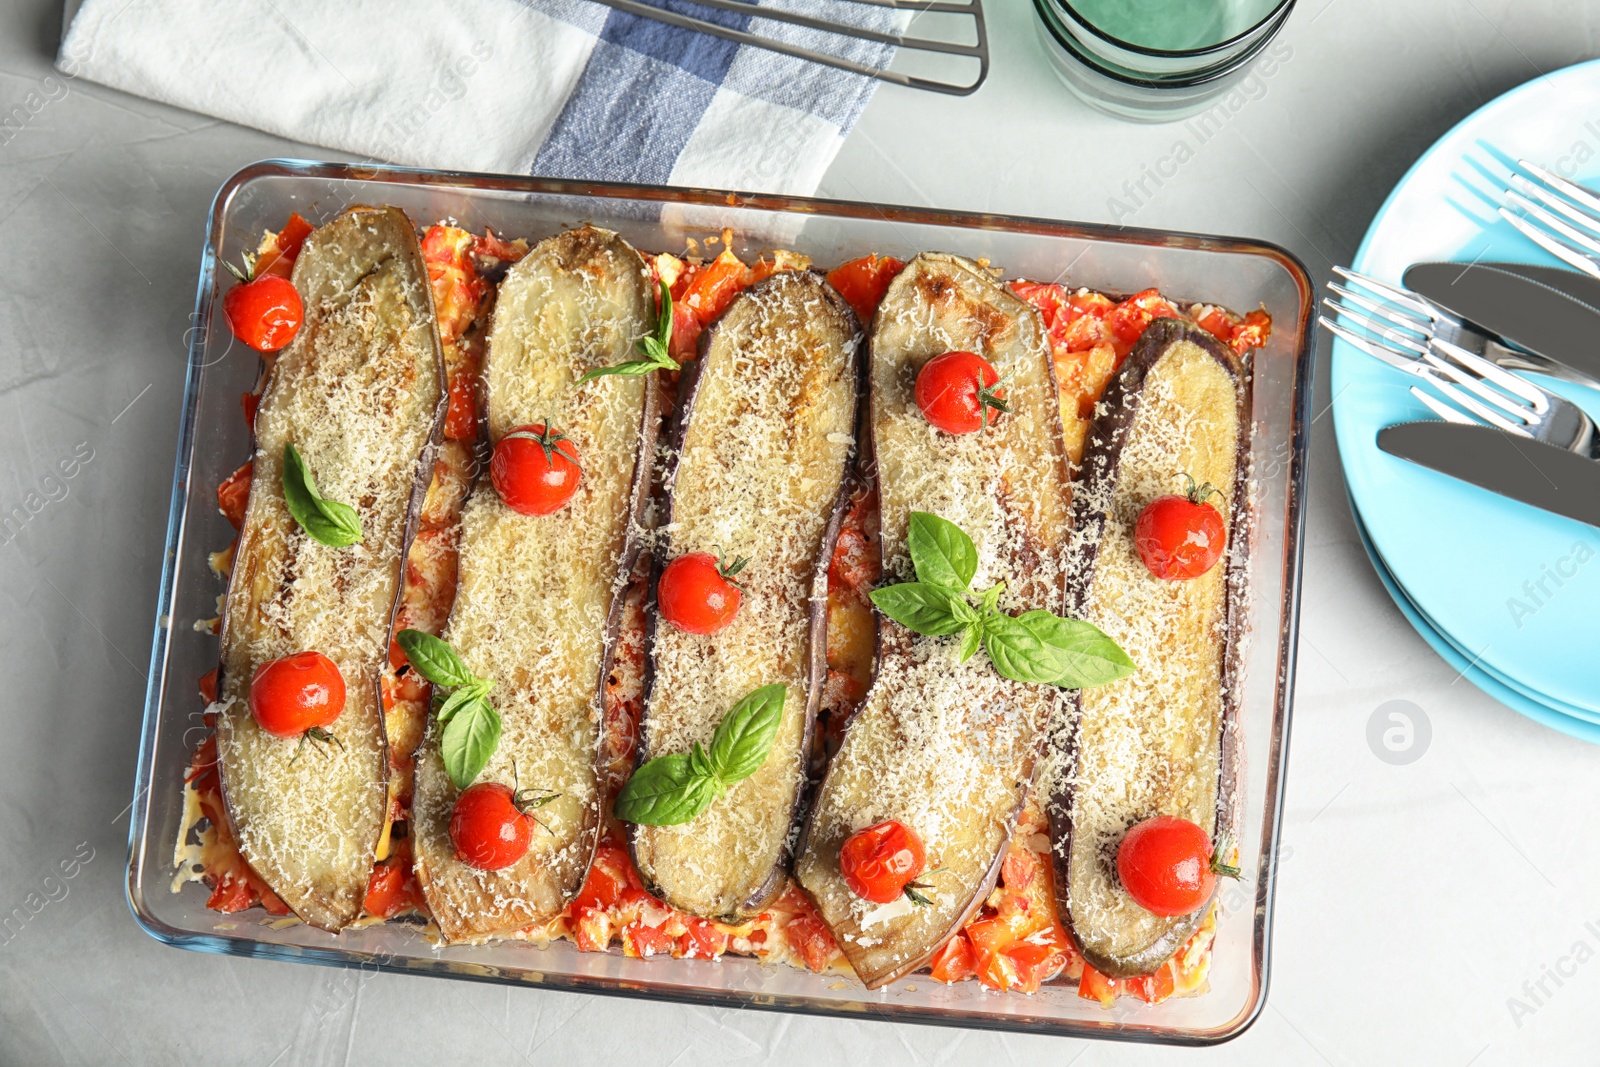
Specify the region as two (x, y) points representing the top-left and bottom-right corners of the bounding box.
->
(1377, 421), (1600, 529)
(1402, 261), (1600, 386)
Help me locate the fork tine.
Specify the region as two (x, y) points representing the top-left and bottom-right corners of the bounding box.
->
(1516, 158), (1600, 221)
(1496, 207), (1600, 279)
(1423, 371), (1534, 435)
(1497, 207), (1600, 279)
(1321, 298), (1430, 356)
(1325, 283), (1431, 335)
(1504, 189), (1600, 259)
(1319, 314), (1424, 374)
(1411, 385), (1475, 425)
(1420, 350), (1538, 424)
(1330, 267), (1438, 318)
(1429, 337), (1549, 413)
(1510, 173), (1600, 237)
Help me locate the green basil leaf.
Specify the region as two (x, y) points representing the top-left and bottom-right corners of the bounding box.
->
(397, 629), (476, 689)
(981, 613), (1069, 686)
(689, 742), (715, 781)
(440, 698), (502, 791)
(957, 624), (982, 663)
(282, 443), (363, 547)
(978, 582), (1005, 617)
(1014, 610), (1136, 688)
(434, 684), (477, 725)
(654, 278), (673, 349)
(707, 684), (786, 783)
(577, 357), (670, 384)
(614, 753), (721, 826)
(907, 511), (977, 591)
(869, 582), (970, 636)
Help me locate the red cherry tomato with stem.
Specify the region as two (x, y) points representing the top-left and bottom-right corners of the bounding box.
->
(839, 819), (928, 905)
(1115, 815), (1239, 917)
(914, 351), (1008, 435)
(1134, 474), (1227, 580)
(657, 551), (746, 635)
(223, 259), (304, 352)
(491, 422), (581, 516)
(449, 778), (558, 871)
(249, 651), (345, 739)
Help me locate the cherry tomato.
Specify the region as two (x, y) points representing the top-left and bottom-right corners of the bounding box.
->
(657, 552), (745, 635)
(449, 782), (533, 871)
(1134, 477), (1227, 580)
(914, 351), (1007, 435)
(248, 651), (345, 738)
(1115, 815), (1238, 917)
(490, 423), (581, 516)
(839, 819), (926, 904)
(223, 273), (303, 352)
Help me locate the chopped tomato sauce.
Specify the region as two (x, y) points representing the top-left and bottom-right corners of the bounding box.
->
(826, 254), (904, 324)
(217, 461), (252, 530)
(253, 213), (313, 279)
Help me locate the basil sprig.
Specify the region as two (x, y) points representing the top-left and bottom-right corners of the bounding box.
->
(281, 443), (362, 547)
(615, 684), (786, 826)
(869, 512), (1135, 689)
(397, 629), (501, 790)
(577, 279), (677, 383)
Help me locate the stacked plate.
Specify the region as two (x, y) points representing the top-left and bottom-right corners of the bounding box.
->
(1332, 59), (1600, 742)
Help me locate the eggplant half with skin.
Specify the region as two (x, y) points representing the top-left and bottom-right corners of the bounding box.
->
(794, 253), (1074, 989)
(1047, 317), (1248, 978)
(216, 207), (446, 932)
(629, 269), (861, 921)
(409, 226), (660, 942)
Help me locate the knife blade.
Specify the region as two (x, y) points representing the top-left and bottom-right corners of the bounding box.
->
(1402, 261), (1600, 384)
(1377, 421), (1600, 529)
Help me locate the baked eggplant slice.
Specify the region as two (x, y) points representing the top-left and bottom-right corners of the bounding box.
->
(629, 270), (861, 921)
(1047, 317), (1248, 978)
(410, 225), (659, 942)
(216, 207), (446, 932)
(794, 253), (1073, 989)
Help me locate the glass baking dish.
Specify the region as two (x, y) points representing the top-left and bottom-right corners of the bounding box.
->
(130, 160), (1313, 1046)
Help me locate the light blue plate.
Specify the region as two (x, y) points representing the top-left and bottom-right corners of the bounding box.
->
(1350, 499), (1600, 744)
(1332, 58), (1600, 720)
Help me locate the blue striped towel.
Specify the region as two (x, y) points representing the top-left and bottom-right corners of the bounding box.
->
(58, 0), (896, 196)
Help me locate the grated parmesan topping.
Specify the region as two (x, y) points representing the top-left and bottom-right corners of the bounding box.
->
(633, 270), (858, 920)
(216, 209), (443, 931)
(408, 226), (655, 942)
(1040, 333), (1241, 969)
(794, 253), (1074, 987)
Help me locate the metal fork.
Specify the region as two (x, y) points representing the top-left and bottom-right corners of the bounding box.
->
(1321, 266), (1599, 391)
(1500, 158), (1600, 280)
(1321, 273), (1597, 456)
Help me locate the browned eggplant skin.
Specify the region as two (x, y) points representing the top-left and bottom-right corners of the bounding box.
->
(794, 253), (1072, 989)
(628, 269), (863, 920)
(410, 226), (659, 941)
(216, 207), (447, 932)
(1049, 316), (1250, 978)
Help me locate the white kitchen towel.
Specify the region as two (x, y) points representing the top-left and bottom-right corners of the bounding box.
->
(57, 0), (895, 196)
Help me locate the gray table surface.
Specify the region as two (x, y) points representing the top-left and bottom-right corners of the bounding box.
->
(3, 1), (1598, 1063)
